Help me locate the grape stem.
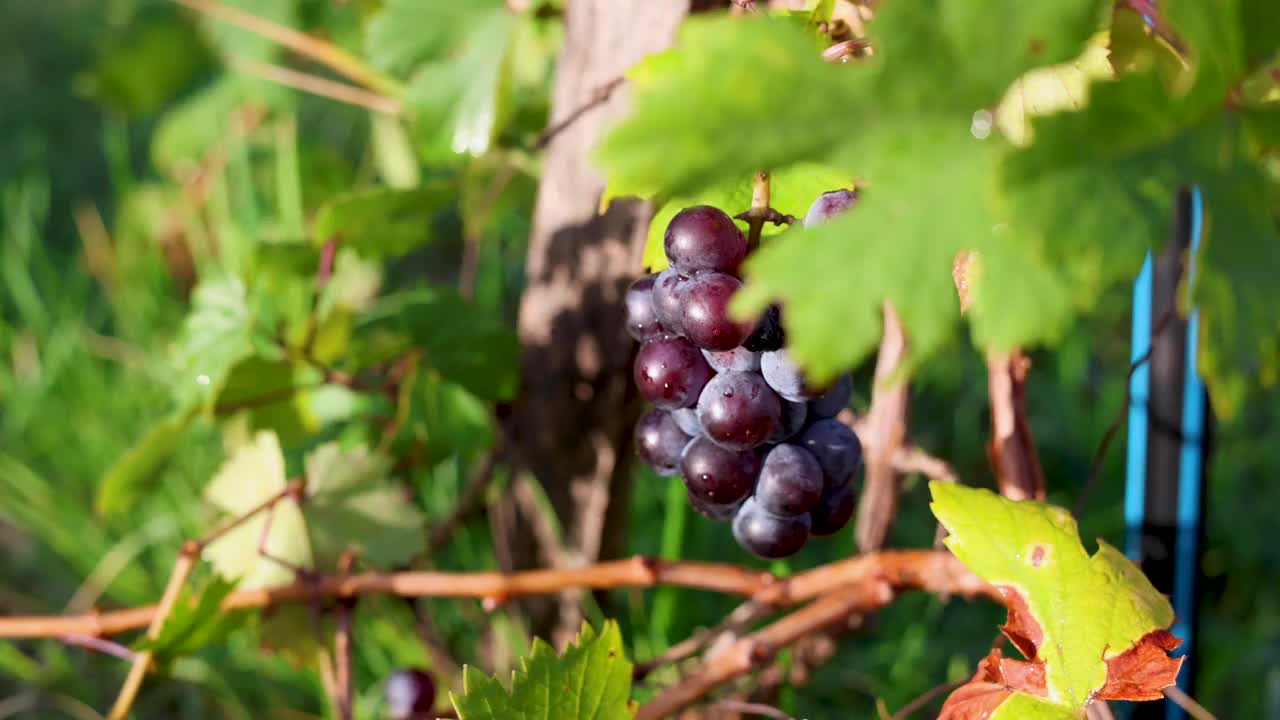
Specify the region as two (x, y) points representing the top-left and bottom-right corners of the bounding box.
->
(735, 171), (796, 253)
(0, 550), (995, 640)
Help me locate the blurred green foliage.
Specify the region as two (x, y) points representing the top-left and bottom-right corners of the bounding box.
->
(0, 1), (1277, 719)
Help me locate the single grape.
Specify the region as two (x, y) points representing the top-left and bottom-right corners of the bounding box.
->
(732, 496), (811, 559)
(634, 335), (713, 410)
(703, 346), (761, 373)
(651, 267), (690, 336)
(689, 491), (743, 521)
(634, 409), (692, 476)
(664, 205), (747, 275)
(671, 407), (705, 437)
(761, 348), (823, 402)
(809, 479), (856, 536)
(796, 418), (863, 486)
(696, 371), (782, 451)
(679, 435), (760, 506)
(808, 374), (853, 418)
(803, 189), (858, 228)
(681, 272), (753, 351)
(386, 669), (436, 720)
(741, 304), (785, 352)
(624, 274), (666, 341)
(767, 400), (808, 443)
(755, 444), (824, 516)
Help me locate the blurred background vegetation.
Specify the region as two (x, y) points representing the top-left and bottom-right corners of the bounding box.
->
(0, 1), (1276, 718)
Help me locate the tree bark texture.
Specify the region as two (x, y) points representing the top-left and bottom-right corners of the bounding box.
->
(507, 0), (690, 642)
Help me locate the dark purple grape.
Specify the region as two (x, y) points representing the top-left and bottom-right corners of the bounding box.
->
(651, 267), (690, 336)
(803, 189), (858, 228)
(696, 371), (781, 451)
(768, 400), (807, 443)
(664, 205), (747, 275)
(625, 274), (666, 341)
(681, 272), (753, 351)
(809, 479), (856, 536)
(386, 669), (436, 720)
(634, 409), (692, 476)
(755, 444), (824, 516)
(732, 496), (810, 559)
(761, 348), (824, 402)
(671, 407), (704, 437)
(679, 435), (760, 506)
(796, 419), (863, 486)
(703, 346), (761, 374)
(742, 304), (785, 352)
(690, 491), (743, 521)
(634, 336), (713, 410)
(808, 374), (853, 418)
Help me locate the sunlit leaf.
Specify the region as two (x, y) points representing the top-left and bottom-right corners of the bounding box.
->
(451, 621), (636, 720)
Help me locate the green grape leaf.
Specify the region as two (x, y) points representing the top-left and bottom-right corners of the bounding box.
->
(451, 621), (636, 720)
(312, 183), (456, 259)
(215, 355), (318, 447)
(403, 7), (515, 163)
(170, 274), (256, 413)
(867, 0), (1108, 112)
(408, 372), (496, 463)
(596, 15), (855, 198)
(733, 125), (1022, 384)
(930, 482), (1183, 717)
(354, 288), (520, 402)
(638, 163), (853, 273)
(1004, 68), (1280, 416)
(203, 431), (312, 589)
(301, 443), (426, 569)
(135, 576), (250, 664)
(96, 407), (198, 517)
(364, 0), (502, 74)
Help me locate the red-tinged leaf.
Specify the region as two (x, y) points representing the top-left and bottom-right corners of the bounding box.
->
(1096, 629), (1185, 701)
(998, 585), (1045, 661)
(931, 483), (1183, 717)
(941, 649), (1050, 719)
(939, 682), (1012, 720)
(981, 650), (1049, 696)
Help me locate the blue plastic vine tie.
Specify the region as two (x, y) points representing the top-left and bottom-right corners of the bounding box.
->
(1124, 186), (1206, 720)
(1124, 256), (1152, 561)
(1167, 186), (1206, 720)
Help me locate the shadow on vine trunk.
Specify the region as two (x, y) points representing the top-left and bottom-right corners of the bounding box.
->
(502, 0), (690, 646)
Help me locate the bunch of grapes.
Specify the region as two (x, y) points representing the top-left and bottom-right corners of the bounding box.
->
(627, 191), (863, 559)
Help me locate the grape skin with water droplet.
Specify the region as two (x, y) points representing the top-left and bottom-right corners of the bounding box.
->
(703, 346), (761, 374)
(680, 435), (760, 506)
(634, 335), (713, 410)
(634, 409), (692, 476)
(651, 267), (691, 336)
(624, 274), (666, 341)
(696, 371), (781, 451)
(664, 205), (747, 275)
(681, 271), (753, 351)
